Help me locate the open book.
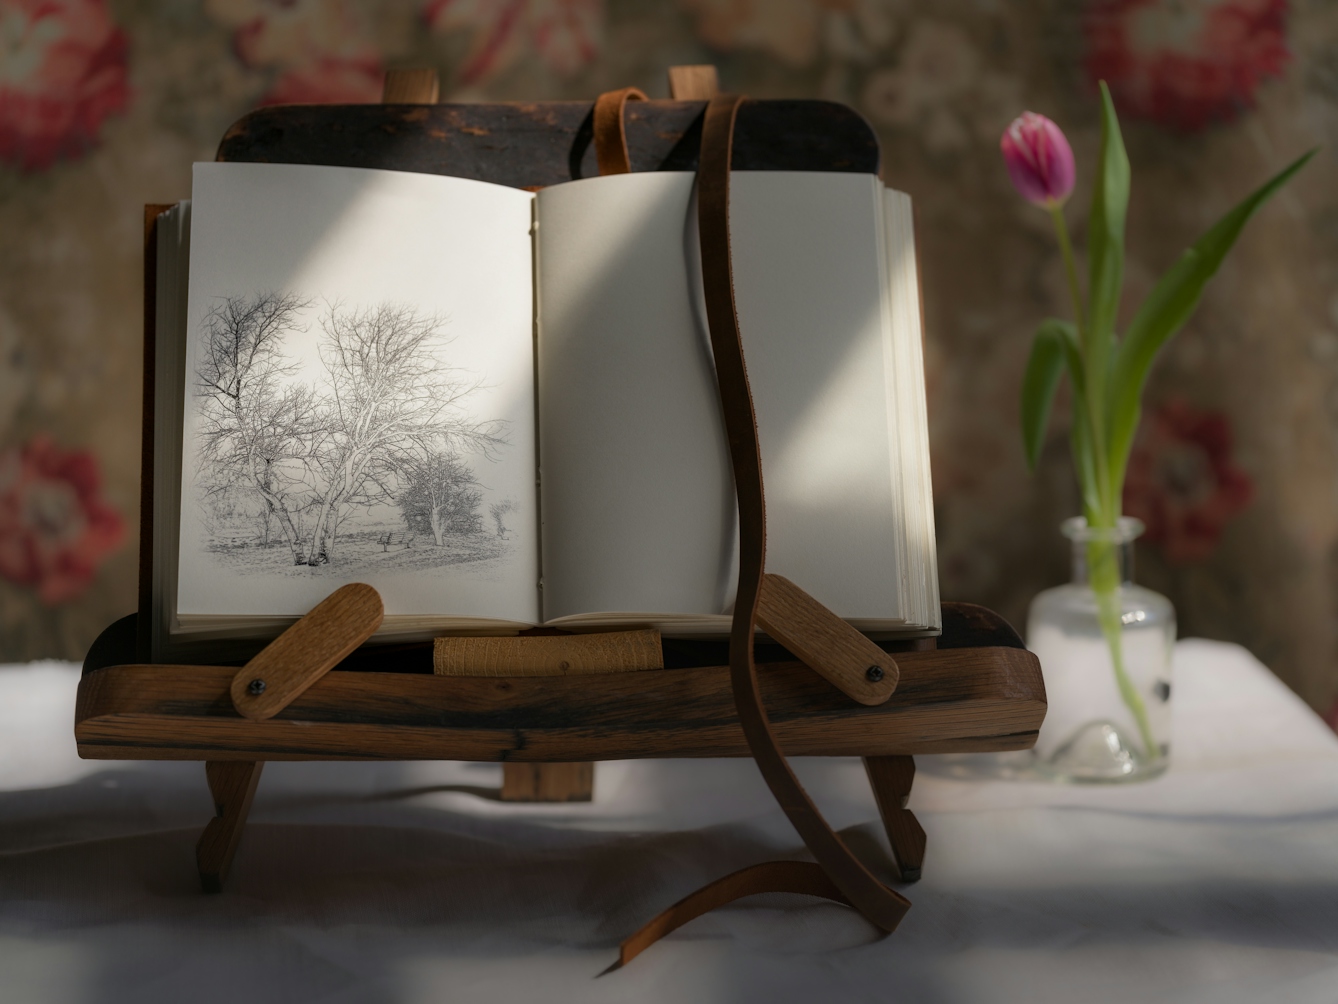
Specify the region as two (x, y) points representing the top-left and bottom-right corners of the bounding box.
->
(149, 162), (938, 659)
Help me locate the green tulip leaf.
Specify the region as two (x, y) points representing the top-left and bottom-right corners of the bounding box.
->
(1020, 319), (1078, 469)
(1086, 82), (1131, 394)
(1105, 148), (1317, 489)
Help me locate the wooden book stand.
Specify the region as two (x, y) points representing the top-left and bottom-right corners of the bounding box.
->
(76, 67), (1045, 966)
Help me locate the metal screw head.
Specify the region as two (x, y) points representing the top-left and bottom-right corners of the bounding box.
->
(865, 665), (884, 683)
(247, 678), (267, 696)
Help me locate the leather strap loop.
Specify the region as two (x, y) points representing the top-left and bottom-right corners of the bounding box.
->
(592, 87), (647, 176)
(694, 93), (912, 928)
(614, 91), (911, 966)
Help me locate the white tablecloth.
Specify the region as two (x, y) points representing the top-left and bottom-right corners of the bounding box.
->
(2, 640), (1337, 1003)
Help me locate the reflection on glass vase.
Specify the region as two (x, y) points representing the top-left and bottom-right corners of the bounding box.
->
(1027, 517), (1174, 782)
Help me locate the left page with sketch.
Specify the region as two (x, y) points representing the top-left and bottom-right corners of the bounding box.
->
(157, 162), (540, 656)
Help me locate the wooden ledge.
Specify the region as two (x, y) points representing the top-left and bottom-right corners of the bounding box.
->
(214, 100), (880, 190)
(75, 646), (1044, 762)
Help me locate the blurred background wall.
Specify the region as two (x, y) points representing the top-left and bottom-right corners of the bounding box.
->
(2, 0), (1337, 714)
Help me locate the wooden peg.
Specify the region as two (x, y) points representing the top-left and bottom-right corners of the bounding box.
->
(230, 582), (383, 721)
(434, 630), (662, 802)
(196, 760), (264, 893)
(756, 573), (898, 706)
(864, 755), (926, 883)
(501, 762), (595, 802)
(382, 68), (440, 104)
(434, 628), (661, 676)
(667, 64), (720, 100)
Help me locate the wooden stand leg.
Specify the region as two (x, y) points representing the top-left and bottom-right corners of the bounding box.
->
(863, 755), (926, 883)
(196, 761), (264, 893)
(501, 762), (594, 802)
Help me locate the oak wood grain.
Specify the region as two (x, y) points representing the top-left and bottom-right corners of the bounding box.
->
(434, 629), (663, 676)
(76, 646), (1043, 761)
(214, 100), (880, 189)
(230, 583), (384, 721)
(436, 628), (662, 800)
(381, 68), (439, 104)
(756, 574), (898, 706)
(500, 762), (596, 802)
(196, 760), (263, 892)
(863, 755), (926, 883)
(437, 629), (663, 800)
(667, 64), (720, 100)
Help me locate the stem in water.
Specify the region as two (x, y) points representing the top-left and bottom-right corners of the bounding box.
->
(1087, 537), (1158, 759)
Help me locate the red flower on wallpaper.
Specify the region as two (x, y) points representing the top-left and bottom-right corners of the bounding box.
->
(1122, 400), (1253, 564)
(1083, 0), (1290, 132)
(259, 57), (384, 106)
(422, 0), (602, 85)
(205, 0), (383, 105)
(0, 436), (125, 604)
(0, 0), (131, 171)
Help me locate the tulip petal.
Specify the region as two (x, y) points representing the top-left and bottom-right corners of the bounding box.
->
(1001, 111), (1076, 207)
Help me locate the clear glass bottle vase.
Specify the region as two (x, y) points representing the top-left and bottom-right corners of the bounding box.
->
(1026, 516), (1175, 782)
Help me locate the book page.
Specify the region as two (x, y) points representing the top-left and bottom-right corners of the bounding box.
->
(536, 171), (923, 629)
(535, 173), (736, 623)
(883, 189), (941, 631)
(175, 163), (539, 626)
(729, 172), (908, 624)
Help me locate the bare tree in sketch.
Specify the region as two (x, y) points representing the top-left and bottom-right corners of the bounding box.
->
(397, 450), (484, 544)
(195, 292), (317, 565)
(195, 293), (506, 568)
(489, 499), (516, 539)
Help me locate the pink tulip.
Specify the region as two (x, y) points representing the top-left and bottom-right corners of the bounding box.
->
(1000, 112), (1076, 208)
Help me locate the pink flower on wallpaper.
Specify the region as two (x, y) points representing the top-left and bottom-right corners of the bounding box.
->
(1122, 400), (1254, 564)
(259, 57), (384, 106)
(205, 0), (383, 105)
(0, 0), (131, 171)
(0, 436), (125, 604)
(422, 0), (602, 85)
(1083, 0), (1290, 132)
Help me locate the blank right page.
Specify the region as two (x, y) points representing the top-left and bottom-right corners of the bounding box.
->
(729, 171), (911, 627)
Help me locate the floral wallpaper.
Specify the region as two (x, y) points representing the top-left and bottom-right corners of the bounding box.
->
(1, 0), (1337, 716)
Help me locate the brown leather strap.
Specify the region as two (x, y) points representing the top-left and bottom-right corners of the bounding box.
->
(695, 93), (913, 929)
(612, 92), (911, 967)
(613, 862), (849, 971)
(593, 87), (647, 175)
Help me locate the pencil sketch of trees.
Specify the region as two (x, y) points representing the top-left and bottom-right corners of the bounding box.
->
(489, 499), (515, 539)
(194, 293), (508, 572)
(397, 450), (484, 544)
(195, 291), (317, 566)
(302, 302), (503, 564)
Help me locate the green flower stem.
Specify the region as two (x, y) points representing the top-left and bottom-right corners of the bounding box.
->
(1051, 205), (1085, 338)
(1052, 203), (1154, 759)
(1088, 538), (1158, 760)
(1052, 205), (1114, 520)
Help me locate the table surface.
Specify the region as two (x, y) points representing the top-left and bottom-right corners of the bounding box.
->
(2, 640), (1337, 1004)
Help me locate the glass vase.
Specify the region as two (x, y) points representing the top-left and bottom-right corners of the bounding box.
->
(1026, 517), (1175, 782)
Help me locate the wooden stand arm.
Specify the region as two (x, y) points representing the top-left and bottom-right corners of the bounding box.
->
(756, 574), (898, 705)
(864, 755), (926, 883)
(196, 760), (263, 892)
(230, 583), (384, 721)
